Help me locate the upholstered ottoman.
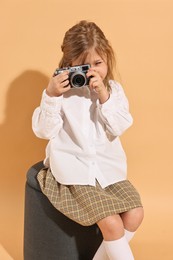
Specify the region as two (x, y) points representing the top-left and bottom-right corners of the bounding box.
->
(24, 161), (102, 260)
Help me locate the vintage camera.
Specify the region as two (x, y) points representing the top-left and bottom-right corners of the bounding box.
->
(53, 64), (91, 88)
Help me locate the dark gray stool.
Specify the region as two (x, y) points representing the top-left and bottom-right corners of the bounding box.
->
(24, 161), (102, 260)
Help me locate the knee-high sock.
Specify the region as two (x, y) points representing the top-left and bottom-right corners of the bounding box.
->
(92, 242), (109, 260)
(92, 230), (135, 260)
(104, 235), (134, 260)
(125, 229), (135, 242)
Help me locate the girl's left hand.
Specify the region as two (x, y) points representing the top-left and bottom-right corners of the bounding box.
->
(87, 68), (110, 104)
(87, 68), (105, 93)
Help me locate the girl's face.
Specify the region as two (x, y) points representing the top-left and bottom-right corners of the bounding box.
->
(71, 48), (108, 81)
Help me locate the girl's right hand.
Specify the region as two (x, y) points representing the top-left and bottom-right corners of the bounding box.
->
(46, 71), (71, 97)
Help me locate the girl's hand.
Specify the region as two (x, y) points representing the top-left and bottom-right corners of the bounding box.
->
(87, 68), (110, 104)
(46, 71), (71, 97)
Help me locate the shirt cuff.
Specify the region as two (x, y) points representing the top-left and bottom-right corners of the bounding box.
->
(40, 89), (63, 115)
(97, 93), (119, 114)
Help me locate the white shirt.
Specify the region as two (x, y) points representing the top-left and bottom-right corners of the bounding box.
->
(32, 80), (133, 188)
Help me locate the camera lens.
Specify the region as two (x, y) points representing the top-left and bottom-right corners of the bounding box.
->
(71, 72), (86, 88)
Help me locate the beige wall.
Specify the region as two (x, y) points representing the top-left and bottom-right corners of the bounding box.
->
(1, 0), (173, 259)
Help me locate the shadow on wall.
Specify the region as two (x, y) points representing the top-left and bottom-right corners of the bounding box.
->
(0, 70), (49, 260)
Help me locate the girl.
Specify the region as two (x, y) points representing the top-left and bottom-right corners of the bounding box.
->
(32, 20), (144, 260)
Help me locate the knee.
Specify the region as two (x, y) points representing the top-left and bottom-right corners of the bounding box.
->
(97, 215), (124, 240)
(121, 207), (144, 231)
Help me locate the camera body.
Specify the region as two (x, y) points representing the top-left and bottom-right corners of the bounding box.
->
(53, 64), (91, 88)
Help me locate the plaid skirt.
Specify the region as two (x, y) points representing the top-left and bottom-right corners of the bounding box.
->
(37, 168), (142, 226)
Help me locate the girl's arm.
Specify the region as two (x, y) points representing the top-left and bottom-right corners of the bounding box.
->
(32, 70), (71, 140)
(97, 81), (133, 136)
(32, 90), (64, 140)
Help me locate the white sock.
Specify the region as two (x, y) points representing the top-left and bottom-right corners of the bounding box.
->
(125, 229), (135, 242)
(92, 242), (109, 260)
(93, 230), (135, 259)
(103, 235), (134, 260)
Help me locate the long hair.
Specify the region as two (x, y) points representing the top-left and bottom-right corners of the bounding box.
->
(59, 20), (116, 90)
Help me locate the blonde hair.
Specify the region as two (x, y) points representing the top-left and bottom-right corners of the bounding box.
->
(59, 20), (116, 89)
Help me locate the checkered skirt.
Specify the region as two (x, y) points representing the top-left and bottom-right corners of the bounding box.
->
(37, 168), (142, 226)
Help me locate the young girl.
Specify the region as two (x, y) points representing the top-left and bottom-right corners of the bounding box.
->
(32, 20), (144, 260)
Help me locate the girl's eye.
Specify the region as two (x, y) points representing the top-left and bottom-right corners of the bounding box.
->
(95, 61), (102, 65)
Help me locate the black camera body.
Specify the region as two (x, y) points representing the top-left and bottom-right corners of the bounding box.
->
(53, 64), (91, 88)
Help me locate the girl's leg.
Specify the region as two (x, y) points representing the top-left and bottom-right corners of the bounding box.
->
(92, 229), (135, 260)
(96, 215), (134, 260)
(93, 207), (144, 260)
(93, 229), (135, 260)
(103, 236), (134, 260)
(120, 207), (144, 232)
(92, 242), (109, 260)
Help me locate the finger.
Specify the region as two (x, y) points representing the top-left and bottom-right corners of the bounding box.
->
(61, 84), (71, 93)
(89, 77), (99, 88)
(87, 70), (97, 78)
(59, 71), (69, 82)
(61, 79), (70, 88)
(54, 70), (68, 81)
(90, 77), (98, 83)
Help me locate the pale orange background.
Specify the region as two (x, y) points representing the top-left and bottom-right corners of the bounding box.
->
(1, 0), (173, 259)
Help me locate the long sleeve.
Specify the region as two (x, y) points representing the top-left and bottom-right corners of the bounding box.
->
(97, 81), (133, 136)
(32, 90), (64, 140)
